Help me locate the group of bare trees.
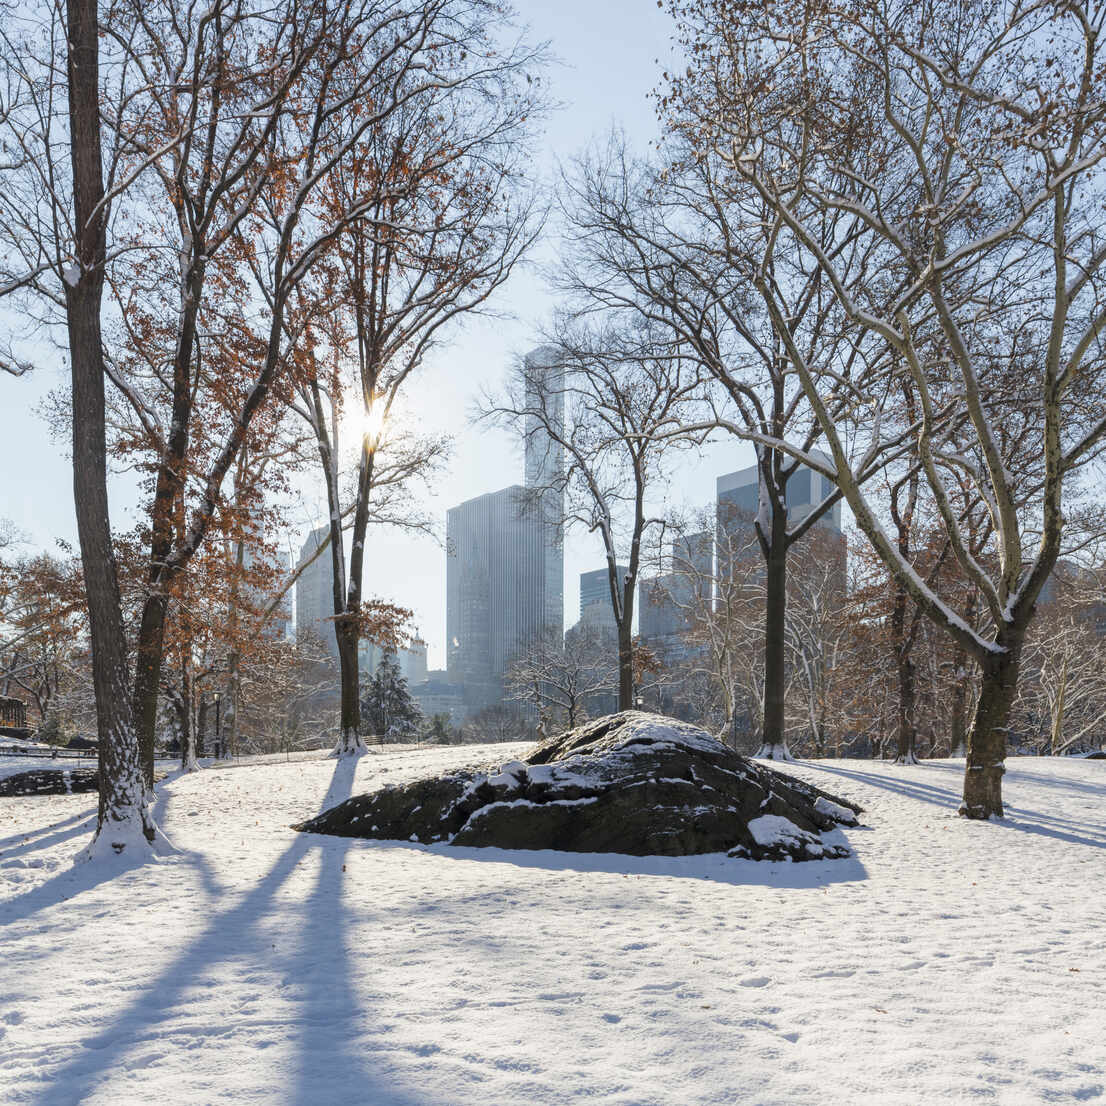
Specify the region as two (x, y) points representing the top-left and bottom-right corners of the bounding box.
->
(504, 623), (618, 732)
(492, 0), (1106, 820)
(0, 0), (546, 858)
(289, 16), (544, 754)
(662, 0), (1106, 817)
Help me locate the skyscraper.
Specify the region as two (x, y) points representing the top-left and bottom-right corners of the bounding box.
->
(716, 455), (846, 591)
(295, 525), (336, 656)
(716, 457), (842, 535)
(243, 544), (292, 641)
(358, 637), (428, 686)
(445, 347), (564, 711)
(639, 532), (713, 645)
(524, 345), (565, 636)
(577, 566), (625, 637)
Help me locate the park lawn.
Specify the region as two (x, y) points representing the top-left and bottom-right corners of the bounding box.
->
(1, 745), (1103, 1105)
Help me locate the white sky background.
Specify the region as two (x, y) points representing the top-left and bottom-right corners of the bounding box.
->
(0, 0), (753, 669)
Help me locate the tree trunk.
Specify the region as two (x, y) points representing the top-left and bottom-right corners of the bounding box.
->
(894, 653), (918, 764)
(728, 709), (740, 751)
(65, 0), (154, 856)
(950, 588), (978, 758)
(617, 617), (634, 712)
(1049, 660), (1067, 755)
(960, 637), (1021, 819)
(334, 618), (367, 755)
(178, 667), (198, 772)
(223, 653), (239, 758)
(950, 654), (968, 758)
(757, 528), (792, 760)
(132, 592), (168, 787)
(890, 575), (919, 764)
(222, 533), (244, 758)
(196, 694), (208, 759)
(813, 719), (826, 758)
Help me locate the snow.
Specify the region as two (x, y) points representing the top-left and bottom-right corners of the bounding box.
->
(1, 749), (1104, 1105)
(813, 795), (859, 824)
(597, 712), (729, 756)
(746, 812), (807, 846)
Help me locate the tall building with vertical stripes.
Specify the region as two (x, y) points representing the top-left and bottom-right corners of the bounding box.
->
(295, 525), (336, 656)
(446, 347), (564, 712)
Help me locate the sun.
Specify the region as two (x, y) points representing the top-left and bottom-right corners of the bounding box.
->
(360, 402), (387, 446)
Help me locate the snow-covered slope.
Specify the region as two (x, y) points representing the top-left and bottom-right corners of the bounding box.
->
(1, 748), (1103, 1105)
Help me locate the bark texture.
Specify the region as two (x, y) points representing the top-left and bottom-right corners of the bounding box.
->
(760, 525), (789, 757)
(960, 641), (1021, 819)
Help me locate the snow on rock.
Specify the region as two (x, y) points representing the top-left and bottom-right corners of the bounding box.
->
(739, 814), (844, 861)
(0, 768), (99, 797)
(295, 712), (861, 861)
(814, 795), (860, 825)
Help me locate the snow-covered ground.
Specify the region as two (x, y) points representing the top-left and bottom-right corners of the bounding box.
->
(1, 747), (1103, 1105)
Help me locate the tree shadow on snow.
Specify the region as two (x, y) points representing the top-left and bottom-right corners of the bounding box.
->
(0, 773), (227, 929)
(928, 759), (1106, 800)
(25, 757), (425, 1106)
(998, 806), (1106, 850)
(807, 763), (1106, 850)
(0, 806), (97, 852)
(0, 805), (98, 862)
(801, 763), (959, 809)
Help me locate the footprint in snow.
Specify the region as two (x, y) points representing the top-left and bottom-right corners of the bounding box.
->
(738, 976), (771, 988)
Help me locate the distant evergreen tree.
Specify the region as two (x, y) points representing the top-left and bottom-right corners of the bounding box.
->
(362, 651), (422, 741)
(425, 713), (452, 744)
(37, 712), (64, 746)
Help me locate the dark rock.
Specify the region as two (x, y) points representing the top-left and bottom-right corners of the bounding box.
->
(295, 712), (862, 861)
(0, 769), (99, 796)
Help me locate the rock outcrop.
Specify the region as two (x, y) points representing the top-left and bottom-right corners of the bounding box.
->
(0, 768), (99, 796)
(295, 712), (862, 861)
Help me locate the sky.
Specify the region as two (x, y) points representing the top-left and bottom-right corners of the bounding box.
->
(0, 0), (754, 669)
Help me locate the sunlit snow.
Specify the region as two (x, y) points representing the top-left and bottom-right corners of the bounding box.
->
(1, 746), (1103, 1104)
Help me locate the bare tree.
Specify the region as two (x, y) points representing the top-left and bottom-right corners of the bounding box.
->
(554, 137), (921, 758)
(288, 29), (545, 755)
(237, 632), (340, 755)
(109, 0), (539, 785)
(1017, 566), (1106, 755)
(0, 550), (86, 726)
(505, 625), (618, 731)
(491, 327), (706, 710)
(783, 526), (850, 758)
(643, 510), (759, 746)
(0, 0), (161, 853)
(664, 0), (1106, 817)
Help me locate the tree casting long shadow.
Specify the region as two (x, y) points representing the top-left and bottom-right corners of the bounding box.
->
(23, 758), (425, 1106)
